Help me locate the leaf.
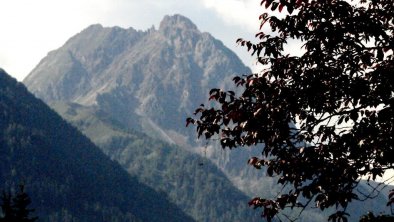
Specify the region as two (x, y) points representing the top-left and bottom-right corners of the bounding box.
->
(255, 32), (265, 38)
(246, 42), (252, 51)
(193, 107), (204, 114)
(265, 0), (274, 9)
(271, 2), (279, 11)
(350, 111), (358, 121)
(209, 88), (220, 95)
(387, 199), (394, 206)
(338, 115), (344, 125)
(267, 166), (274, 176)
(296, 0), (303, 8)
(377, 48), (384, 61)
(279, 4), (285, 12)
(287, 5), (294, 14)
(259, 12), (269, 21)
(389, 190), (394, 199)
(185, 117), (195, 127)
(248, 157), (259, 165)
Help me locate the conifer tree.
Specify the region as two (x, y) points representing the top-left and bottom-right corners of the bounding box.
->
(12, 185), (38, 222)
(1, 191), (15, 222)
(0, 185), (38, 222)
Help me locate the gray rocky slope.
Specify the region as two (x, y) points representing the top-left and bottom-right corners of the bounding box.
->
(24, 14), (260, 193)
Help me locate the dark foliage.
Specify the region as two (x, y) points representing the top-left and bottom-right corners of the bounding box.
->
(1, 191), (13, 222)
(359, 212), (394, 222)
(0, 184), (38, 222)
(189, 0), (393, 221)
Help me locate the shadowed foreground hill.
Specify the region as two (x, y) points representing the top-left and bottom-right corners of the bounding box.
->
(0, 68), (194, 222)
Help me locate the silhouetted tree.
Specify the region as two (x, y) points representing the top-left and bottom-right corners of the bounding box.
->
(0, 185), (38, 222)
(188, 0), (393, 221)
(1, 191), (15, 222)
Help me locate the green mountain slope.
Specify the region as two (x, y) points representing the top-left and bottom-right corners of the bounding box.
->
(0, 68), (194, 222)
(52, 102), (260, 222)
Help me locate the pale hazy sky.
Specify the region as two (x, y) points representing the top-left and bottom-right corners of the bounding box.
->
(0, 0), (266, 81)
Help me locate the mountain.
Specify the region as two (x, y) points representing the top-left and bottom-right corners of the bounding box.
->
(23, 14), (394, 221)
(23, 14), (265, 221)
(24, 14), (249, 144)
(23, 13), (263, 197)
(0, 68), (194, 222)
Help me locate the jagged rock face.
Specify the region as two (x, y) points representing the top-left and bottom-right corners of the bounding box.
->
(24, 24), (143, 103)
(24, 14), (249, 145)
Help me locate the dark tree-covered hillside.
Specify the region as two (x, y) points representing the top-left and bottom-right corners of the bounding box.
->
(0, 68), (194, 222)
(189, 0), (394, 221)
(51, 102), (260, 222)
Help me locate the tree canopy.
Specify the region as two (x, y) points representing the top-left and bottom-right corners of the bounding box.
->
(188, 0), (393, 221)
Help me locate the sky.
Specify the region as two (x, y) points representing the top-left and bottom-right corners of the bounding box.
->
(0, 0), (266, 81)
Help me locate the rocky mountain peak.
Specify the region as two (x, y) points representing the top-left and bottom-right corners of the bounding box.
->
(83, 23), (104, 32)
(159, 14), (198, 34)
(23, 14), (251, 140)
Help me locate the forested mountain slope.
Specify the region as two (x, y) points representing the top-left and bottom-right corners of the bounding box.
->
(0, 68), (194, 222)
(51, 102), (260, 222)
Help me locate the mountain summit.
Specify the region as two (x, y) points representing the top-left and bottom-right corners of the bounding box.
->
(159, 14), (198, 32)
(24, 14), (250, 145)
